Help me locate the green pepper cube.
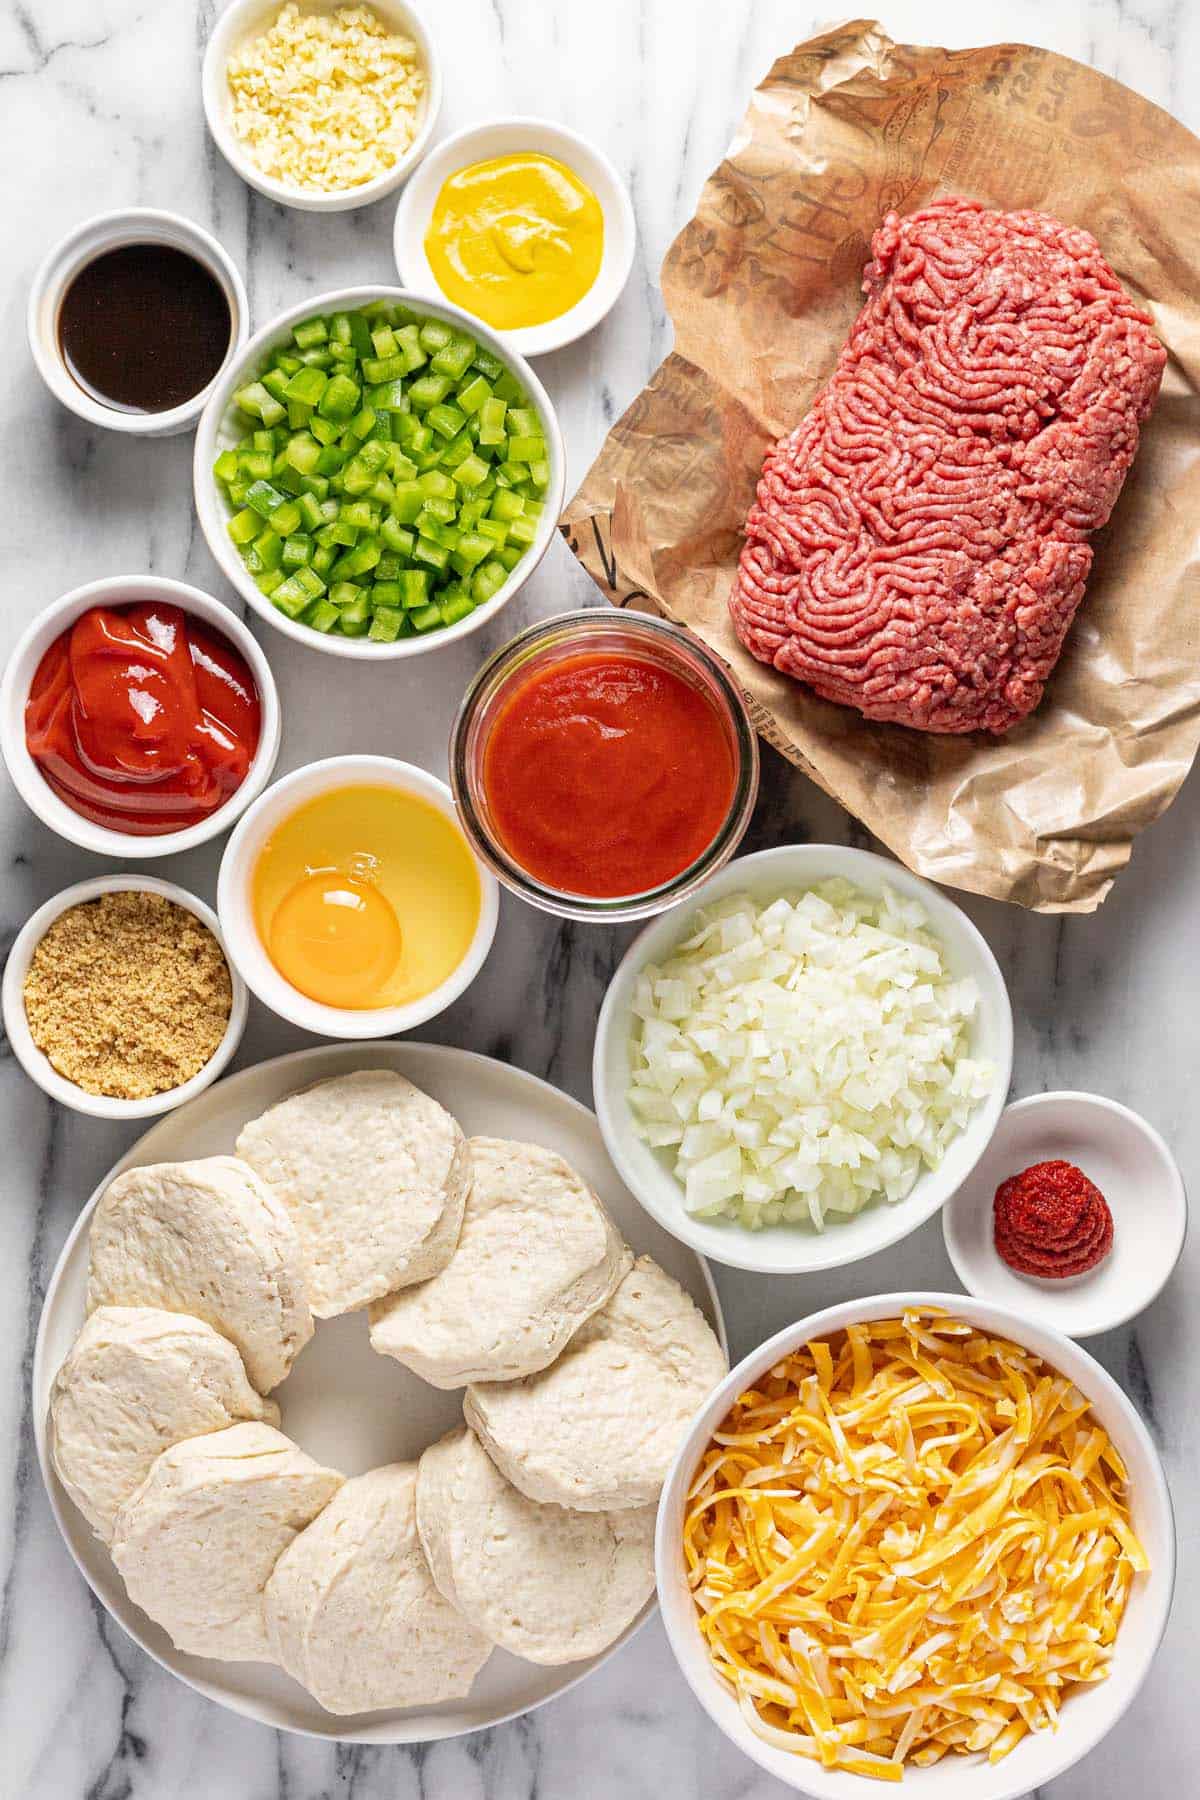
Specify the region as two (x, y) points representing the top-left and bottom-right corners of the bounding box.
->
(262, 368), (290, 404)
(471, 347), (505, 381)
(370, 324), (398, 360)
(427, 402), (466, 441)
(507, 435), (544, 464)
(528, 459), (550, 491)
(456, 373), (491, 416)
(430, 334), (477, 381)
(439, 590), (476, 627)
(311, 544), (336, 578)
(257, 568), (286, 597)
(413, 535), (449, 572)
(418, 320), (453, 353)
(271, 576), (311, 618)
(213, 449), (239, 484)
(381, 517), (416, 557)
(310, 415), (340, 446)
(318, 372), (362, 420)
(408, 602), (444, 633)
(285, 366), (328, 407)
(292, 316), (328, 350)
(391, 482), (425, 524)
(269, 498), (304, 536)
(399, 570), (430, 608)
(366, 379), (410, 413)
(472, 559), (509, 604)
(368, 608), (405, 642)
(246, 479), (287, 519)
(254, 528), (285, 571)
(285, 433), (321, 475)
(281, 534), (312, 571)
(477, 397), (508, 445)
(329, 581), (362, 607)
(453, 453), (489, 489)
(408, 373), (452, 412)
(370, 580), (403, 609)
(227, 507), (260, 546)
(346, 407), (378, 441)
(490, 489), (525, 522)
(450, 532), (492, 576)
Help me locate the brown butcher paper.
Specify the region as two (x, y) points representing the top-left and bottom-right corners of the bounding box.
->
(560, 19), (1200, 911)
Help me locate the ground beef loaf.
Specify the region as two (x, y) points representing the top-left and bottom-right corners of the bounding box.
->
(730, 196), (1165, 734)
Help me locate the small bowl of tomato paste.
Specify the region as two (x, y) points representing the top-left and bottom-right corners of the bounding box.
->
(1, 576), (281, 858)
(450, 609), (759, 921)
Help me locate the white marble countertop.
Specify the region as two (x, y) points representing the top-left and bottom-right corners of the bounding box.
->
(2, 1), (1197, 1795)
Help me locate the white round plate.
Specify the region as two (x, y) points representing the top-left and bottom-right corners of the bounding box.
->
(33, 1041), (725, 1742)
(943, 1091), (1187, 1338)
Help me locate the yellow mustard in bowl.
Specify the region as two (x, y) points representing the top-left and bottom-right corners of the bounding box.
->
(425, 152), (604, 330)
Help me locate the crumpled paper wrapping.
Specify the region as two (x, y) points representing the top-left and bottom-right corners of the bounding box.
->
(561, 20), (1200, 911)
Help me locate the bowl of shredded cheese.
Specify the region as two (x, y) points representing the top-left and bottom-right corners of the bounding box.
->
(657, 1295), (1174, 1796)
(202, 0), (442, 212)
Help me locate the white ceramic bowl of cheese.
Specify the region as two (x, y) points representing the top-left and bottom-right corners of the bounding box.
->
(656, 1290), (1176, 1799)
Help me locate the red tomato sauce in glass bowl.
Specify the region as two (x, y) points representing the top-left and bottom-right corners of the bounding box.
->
(25, 601), (261, 835)
(451, 610), (759, 921)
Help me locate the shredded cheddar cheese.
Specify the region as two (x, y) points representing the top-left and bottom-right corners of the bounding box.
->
(683, 1309), (1147, 1781)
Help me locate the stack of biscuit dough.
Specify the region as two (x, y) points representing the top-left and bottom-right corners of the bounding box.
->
(50, 1071), (726, 1715)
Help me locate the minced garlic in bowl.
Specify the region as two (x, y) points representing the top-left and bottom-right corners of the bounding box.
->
(225, 4), (426, 195)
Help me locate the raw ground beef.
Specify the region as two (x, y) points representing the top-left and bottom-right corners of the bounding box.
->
(730, 196), (1166, 735)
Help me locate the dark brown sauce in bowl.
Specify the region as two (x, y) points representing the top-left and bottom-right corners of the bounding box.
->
(57, 244), (233, 414)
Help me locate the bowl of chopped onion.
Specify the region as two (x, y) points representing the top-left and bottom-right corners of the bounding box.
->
(593, 844), (1012, 1274)
(656, 1294), (1175, 1796)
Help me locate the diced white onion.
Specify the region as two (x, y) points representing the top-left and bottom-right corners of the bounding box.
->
(627, 880), (992, 1230)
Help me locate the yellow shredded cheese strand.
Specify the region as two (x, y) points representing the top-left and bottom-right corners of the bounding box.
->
(684, 1308), (1146, 1782)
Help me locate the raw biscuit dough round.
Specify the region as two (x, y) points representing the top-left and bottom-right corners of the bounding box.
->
(110, 1421), (343, 1663)
(236, 1071), (470, 1318)
(264, 1462), (492, 1713)
(368, 1137), (631, 1387)
(86, 1156), (313, 1392)
(464, 1255), (726, 1510)
(51, 1305), (278, 1544)
(416, 1428), (655, 1665)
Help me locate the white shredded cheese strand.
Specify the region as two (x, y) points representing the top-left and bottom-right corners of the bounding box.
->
(627, 880), (992, 1229)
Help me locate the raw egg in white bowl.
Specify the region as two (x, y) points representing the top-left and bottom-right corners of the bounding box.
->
(218, 755), (498, 1037)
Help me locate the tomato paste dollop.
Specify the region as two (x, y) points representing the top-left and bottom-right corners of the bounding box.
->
(25, 602), (261, 835)
(481, 651), (736, 897)
(993, 1159), (1114, 1279)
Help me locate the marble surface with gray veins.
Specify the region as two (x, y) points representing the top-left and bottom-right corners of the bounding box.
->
(1, 1), (1197, 1796)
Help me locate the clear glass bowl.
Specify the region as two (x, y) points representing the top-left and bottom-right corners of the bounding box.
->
(450, 609), (760, 922)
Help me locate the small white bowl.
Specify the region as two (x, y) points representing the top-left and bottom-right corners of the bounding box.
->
(0, 575), (281, 860)
(394, 116), (636, 356)
(27, 209), (248, 436)
(943, 1092), (1186, 1337)
(201, 0), (446, 210)
(217, 753), (499, 1038)
(593, 843), (1013, 1275)
(2, 876), (248, 1121)
(193, 285), (565, 659)
(202, 0), (442, 212)
(656, 1290), (1176, 1799)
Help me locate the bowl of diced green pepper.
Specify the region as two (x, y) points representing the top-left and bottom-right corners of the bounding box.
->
(194, 287), (564, 655)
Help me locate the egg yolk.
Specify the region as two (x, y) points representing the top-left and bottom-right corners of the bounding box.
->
(267, 871), (403, 1009)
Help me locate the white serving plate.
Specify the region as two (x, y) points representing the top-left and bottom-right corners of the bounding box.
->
(33, 1041), (725, 1743)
